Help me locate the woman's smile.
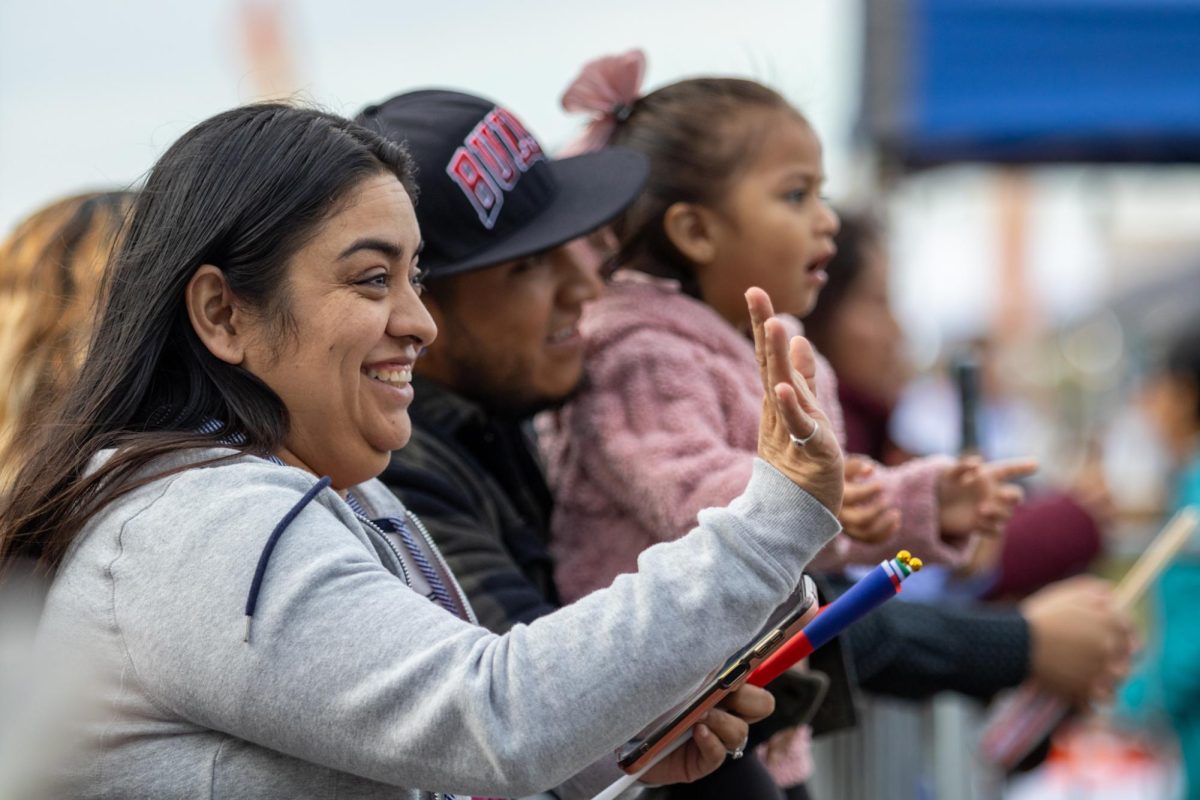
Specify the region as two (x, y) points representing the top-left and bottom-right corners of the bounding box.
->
(362, 358), (416, 401)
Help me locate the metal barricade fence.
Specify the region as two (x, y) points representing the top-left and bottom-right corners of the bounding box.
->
(808, 693), (1002, 800)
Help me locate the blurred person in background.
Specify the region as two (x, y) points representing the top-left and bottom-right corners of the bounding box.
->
(0, 191), (135, 489)
(1118, 324), (1200, 798)
(804, 209), (1110, 600)
(800, 207), (1134, 784)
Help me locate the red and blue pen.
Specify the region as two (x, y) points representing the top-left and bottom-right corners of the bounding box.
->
(749, 550), (922, 687)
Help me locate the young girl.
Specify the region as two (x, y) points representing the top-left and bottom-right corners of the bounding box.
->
(539, 50), (1034, 793)
(543, 51), (1031, 599)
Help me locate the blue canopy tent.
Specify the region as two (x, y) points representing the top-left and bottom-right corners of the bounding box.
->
(862, 0), (1200, 166)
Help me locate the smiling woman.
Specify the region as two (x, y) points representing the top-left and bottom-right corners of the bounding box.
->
(186, 172), (435, 488)
(0, 102), (844, 800)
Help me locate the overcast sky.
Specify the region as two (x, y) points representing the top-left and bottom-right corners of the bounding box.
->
(0, 0), (860, 235)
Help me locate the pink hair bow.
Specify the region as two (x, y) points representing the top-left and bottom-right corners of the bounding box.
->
(559, 48), (646, 156)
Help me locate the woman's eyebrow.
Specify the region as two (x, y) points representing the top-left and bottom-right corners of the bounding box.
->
(337, 237), (405, 261)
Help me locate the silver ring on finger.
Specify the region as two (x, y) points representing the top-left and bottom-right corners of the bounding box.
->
(729, 735), (749, 760)
(789, 420), (819, 448)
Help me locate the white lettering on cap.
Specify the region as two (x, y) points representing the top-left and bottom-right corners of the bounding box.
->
(445, 107), (546, 229)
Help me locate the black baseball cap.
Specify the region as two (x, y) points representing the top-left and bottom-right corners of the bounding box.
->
(355, 89), (648, 279)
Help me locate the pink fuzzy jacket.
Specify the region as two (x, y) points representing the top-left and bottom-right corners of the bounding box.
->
(538, 273), (963, 606)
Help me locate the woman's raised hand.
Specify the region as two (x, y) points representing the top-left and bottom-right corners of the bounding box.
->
(748, 288), (843, 514)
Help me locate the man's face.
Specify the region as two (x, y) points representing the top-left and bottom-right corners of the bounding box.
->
(418, 239), (603, 416)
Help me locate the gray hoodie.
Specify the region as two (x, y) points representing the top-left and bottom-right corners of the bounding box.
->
(32, 448), (839, 799)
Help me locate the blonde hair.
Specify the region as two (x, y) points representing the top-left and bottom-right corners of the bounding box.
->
(0, 191), (134, 487)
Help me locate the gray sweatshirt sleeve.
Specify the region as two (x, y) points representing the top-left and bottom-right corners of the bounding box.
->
(110, 457), (838, 797)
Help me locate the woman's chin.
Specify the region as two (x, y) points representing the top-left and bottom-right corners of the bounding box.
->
(325, 438), (408, 489)
(368, 426), (413, 461)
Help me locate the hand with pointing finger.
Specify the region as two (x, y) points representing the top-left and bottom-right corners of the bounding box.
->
(938, 456), (1038, 539)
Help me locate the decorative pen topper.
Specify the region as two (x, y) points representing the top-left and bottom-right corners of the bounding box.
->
(891, 549), (923, 580)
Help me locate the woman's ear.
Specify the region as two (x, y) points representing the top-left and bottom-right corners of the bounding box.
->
(662, 201), (719, 266)
(186, 265), (247, 365)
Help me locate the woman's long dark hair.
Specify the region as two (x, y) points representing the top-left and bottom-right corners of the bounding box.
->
(0, 103), (416, 573)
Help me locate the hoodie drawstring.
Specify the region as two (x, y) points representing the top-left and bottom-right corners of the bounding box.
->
(243, 476), (332, 642)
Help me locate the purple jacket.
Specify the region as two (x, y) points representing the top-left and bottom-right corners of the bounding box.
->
(539, 273), (964, 605)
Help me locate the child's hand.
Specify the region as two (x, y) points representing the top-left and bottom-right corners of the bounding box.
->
(937, 456), (1037, 538)
(838, 456), (900, 543)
